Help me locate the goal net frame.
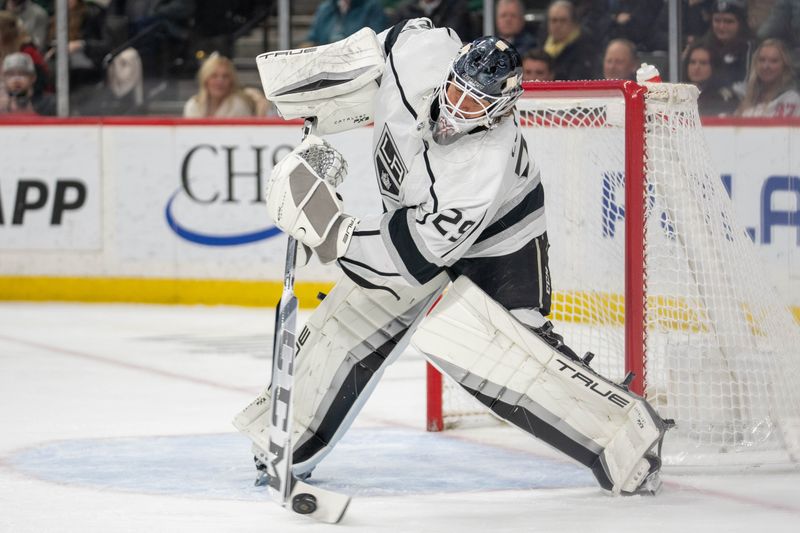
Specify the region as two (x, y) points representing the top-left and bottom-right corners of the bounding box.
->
(424, 80), (800, 467)
(427, 80), (648, 431)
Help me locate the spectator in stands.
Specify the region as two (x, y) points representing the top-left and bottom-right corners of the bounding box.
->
(391, 1), (473, 42)
(0, 51), (54, 114)
(118, 0), (196, 76)
(495, 0), (536, 56)
(541, 1), (616, 48)
(105, 46), (144, 114)
(757, 0), (800, 68)
(683, 41), (739, 115)
(122, 0), (195, 41)
(542, 0), (597, 81)
(46, 0), (112, 90)
(0, 9), (50, 94)
(307, 0), (387, 46)
(522, 48), (554, 81)
(606, 0), (664, 52)
(699, 0), (754, 96)
(242, 86), (274, 116)
(602, 38), (638, 80)
(748, 0), (778, 31)
(193, 2), (262, 59)
(0, 0), (47, 49)
(737, 38), (800, 117)
(571, 0), (611, 46)
(645, 0), (716, 53)
(684, 0), (716, 44)
(183, 53), (256, 118)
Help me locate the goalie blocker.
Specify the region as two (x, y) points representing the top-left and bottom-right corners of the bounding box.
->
(414, 276), (672, 495)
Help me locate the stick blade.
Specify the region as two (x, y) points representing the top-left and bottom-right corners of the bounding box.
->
(290, 479), (351, 524)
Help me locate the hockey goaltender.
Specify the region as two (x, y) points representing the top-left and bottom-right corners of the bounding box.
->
(234, 17), (672, 505)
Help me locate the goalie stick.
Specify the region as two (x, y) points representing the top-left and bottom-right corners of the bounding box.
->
(263, 118), (351, 524)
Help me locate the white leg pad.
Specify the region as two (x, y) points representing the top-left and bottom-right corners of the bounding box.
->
(234, 272), (449, 475)
(413, 276), (668, 495)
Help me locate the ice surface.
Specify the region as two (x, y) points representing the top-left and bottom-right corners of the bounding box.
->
(1, 302), (798, 532)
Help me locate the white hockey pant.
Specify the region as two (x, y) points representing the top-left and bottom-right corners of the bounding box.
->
(233, 272), (449, 475)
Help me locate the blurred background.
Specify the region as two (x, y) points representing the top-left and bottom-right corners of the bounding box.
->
(1, 0), (798, 119)
(0, 1), (798, 313)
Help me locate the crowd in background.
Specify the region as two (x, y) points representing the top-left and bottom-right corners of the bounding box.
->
(1, 0), (799, 118)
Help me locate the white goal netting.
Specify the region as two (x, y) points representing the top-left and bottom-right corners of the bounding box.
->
(436, 82), (800, 467)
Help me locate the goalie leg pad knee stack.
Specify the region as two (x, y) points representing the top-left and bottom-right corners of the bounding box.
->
(234, 273), (448, 475)
(413, 275), (671, 495)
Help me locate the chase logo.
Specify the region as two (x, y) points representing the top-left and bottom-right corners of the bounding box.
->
(165, 143), (292, 246)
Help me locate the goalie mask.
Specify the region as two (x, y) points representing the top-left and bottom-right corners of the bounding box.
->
(432, 36), (523, 145)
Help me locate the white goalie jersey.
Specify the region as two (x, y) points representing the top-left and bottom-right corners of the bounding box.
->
(339, 19), (546, 289)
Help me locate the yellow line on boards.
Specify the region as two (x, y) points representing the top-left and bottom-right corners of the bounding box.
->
(0, 276), (334, 309)
(1, 277), (799, 325)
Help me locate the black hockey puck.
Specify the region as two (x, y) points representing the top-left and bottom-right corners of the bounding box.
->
(292, 493), (317, 514)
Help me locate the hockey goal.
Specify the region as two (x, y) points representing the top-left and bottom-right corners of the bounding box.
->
(425, 80), (800, 467)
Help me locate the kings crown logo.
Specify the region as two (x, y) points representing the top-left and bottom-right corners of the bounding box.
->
(373, 124), (407, 201)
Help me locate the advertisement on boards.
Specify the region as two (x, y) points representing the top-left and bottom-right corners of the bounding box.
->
(105, 124), (380, 280)
(0, 120), (796, 304)
(0, 126), (101, 251)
